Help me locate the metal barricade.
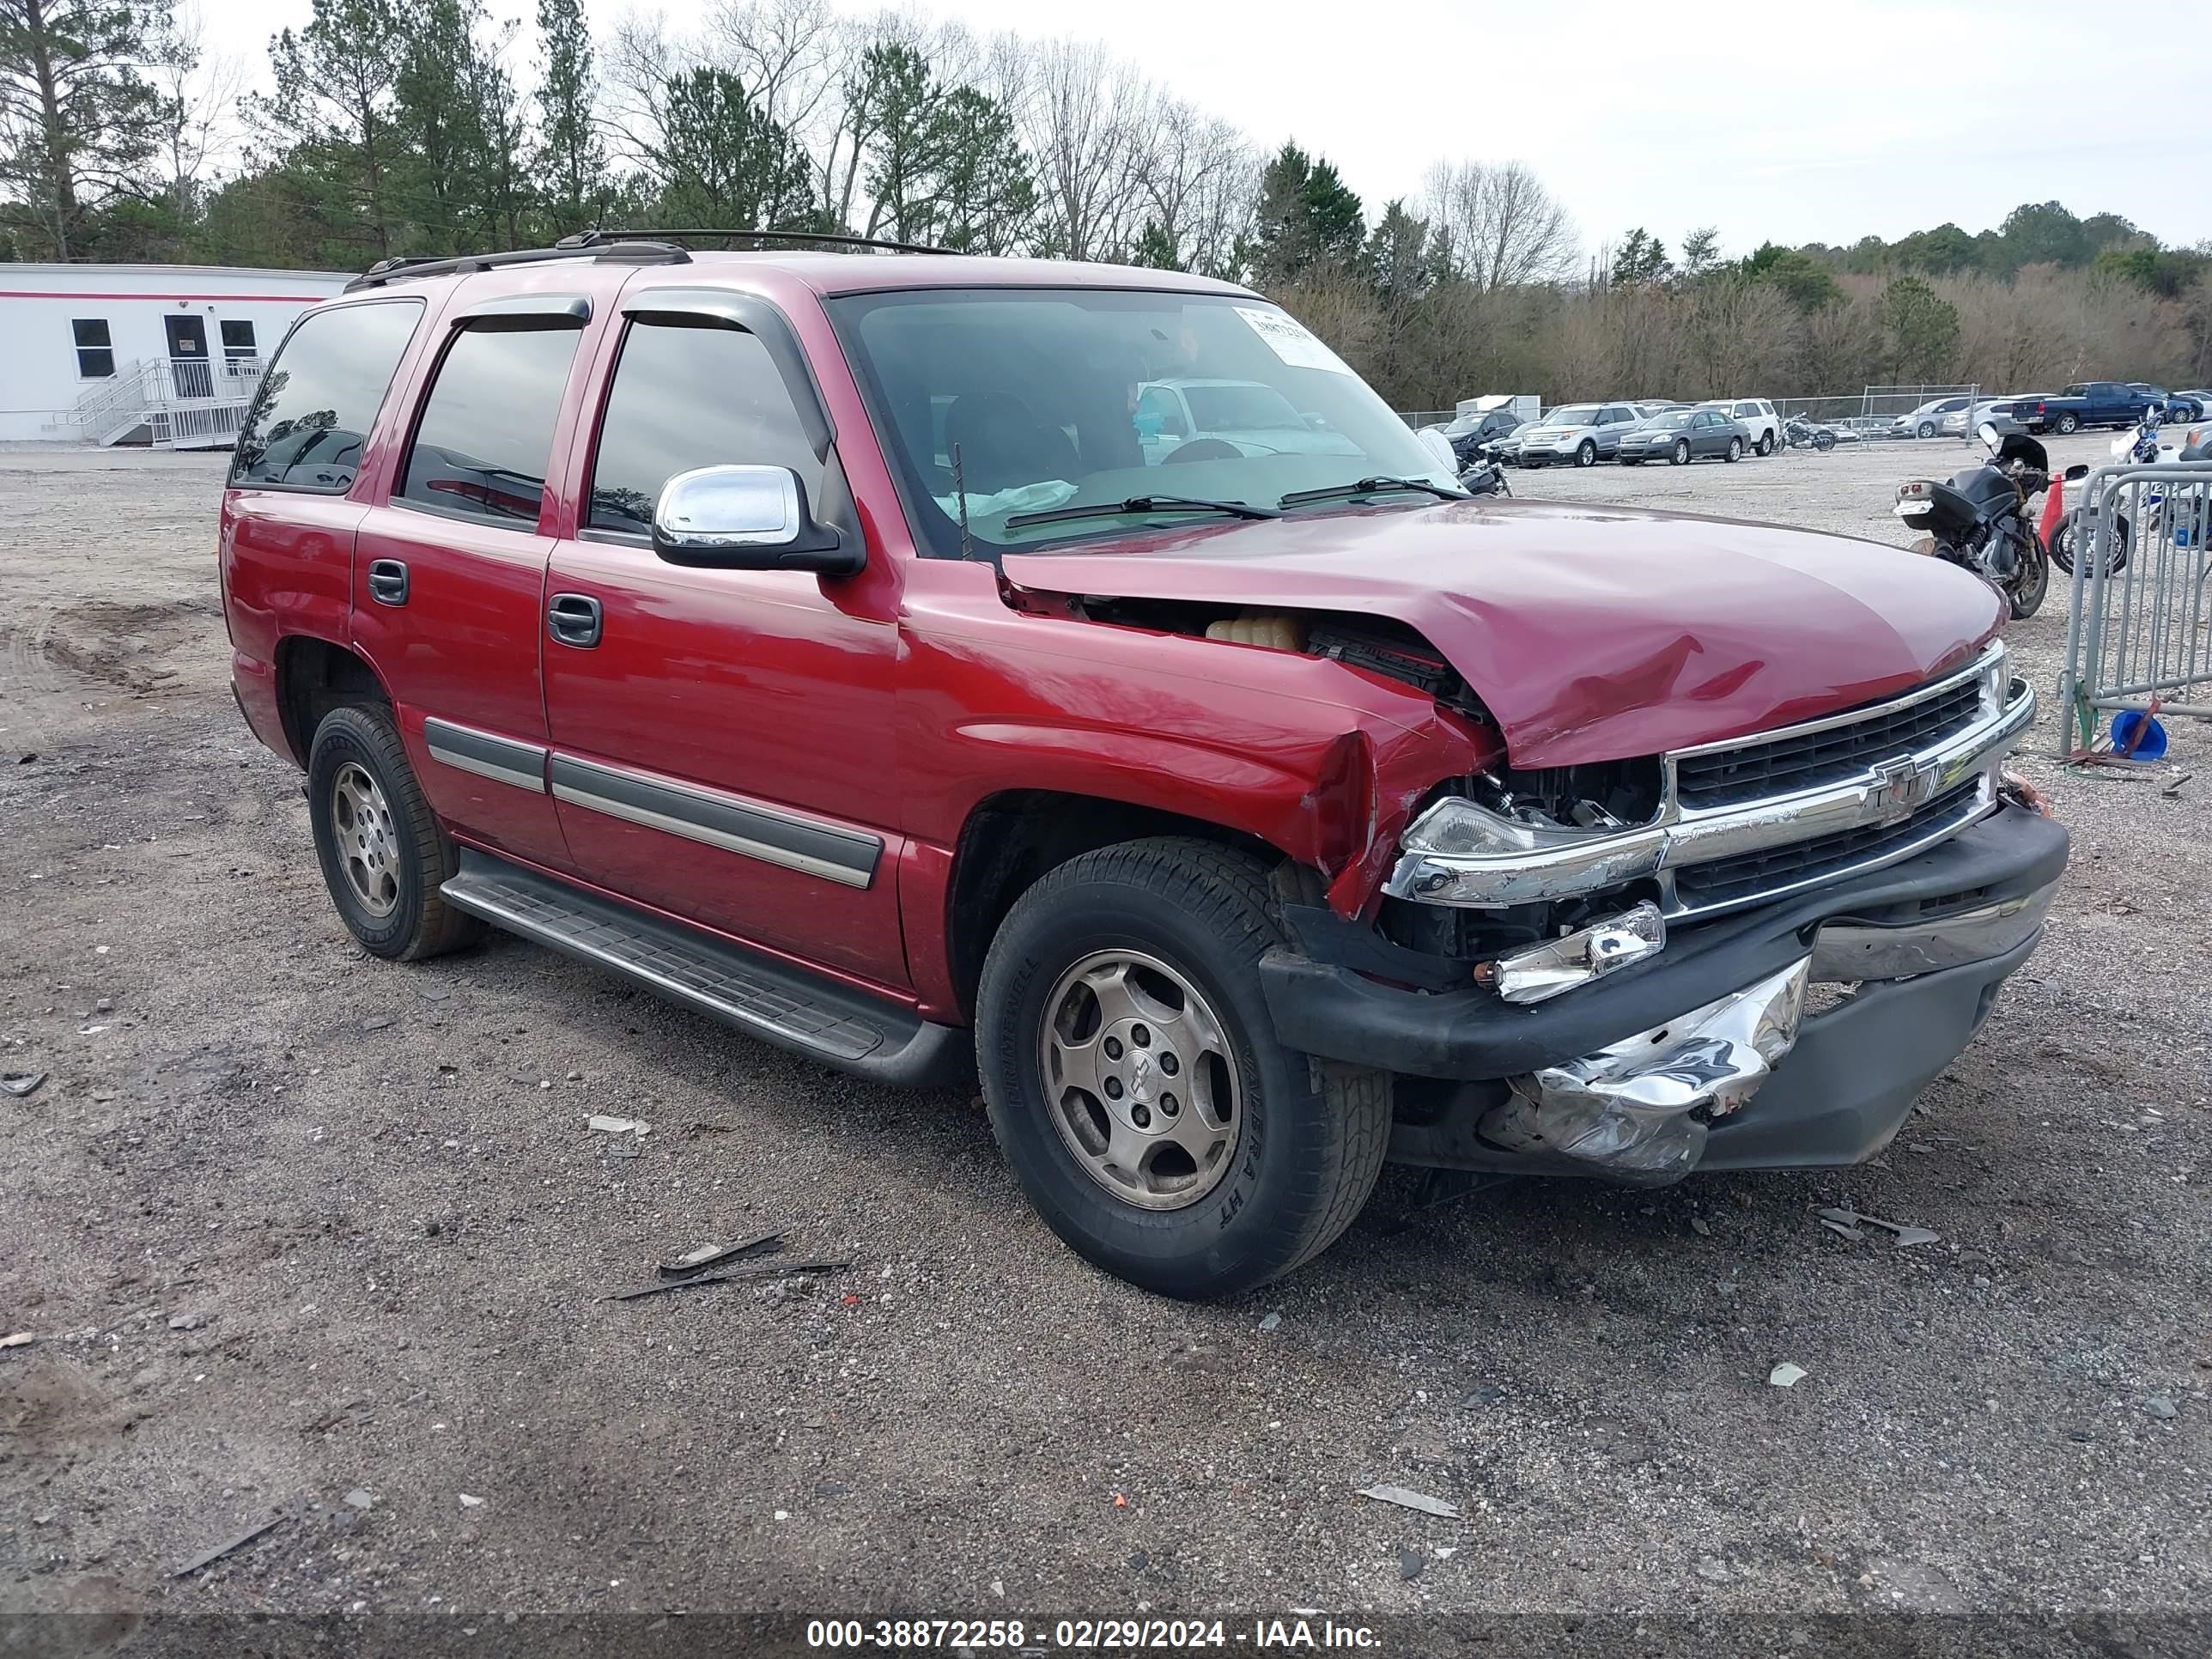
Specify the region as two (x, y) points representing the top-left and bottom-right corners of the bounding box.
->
(2056, 461), (2212, 754)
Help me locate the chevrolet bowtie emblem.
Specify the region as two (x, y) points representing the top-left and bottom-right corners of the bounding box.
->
(1870, 757), (1936, 823)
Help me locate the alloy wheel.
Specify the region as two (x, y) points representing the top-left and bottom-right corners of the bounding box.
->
(1037, 949), (1242, 1211)
(331, 761), (401, 917)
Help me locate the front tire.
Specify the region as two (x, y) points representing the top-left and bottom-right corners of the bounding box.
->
(2008, 536), (2050, 619)
(1670, 440), (1691, 466)
(976, 839), (1389, 1299)
(1575, 440), (1597, 467)
(1917, 421), (1936, 439)
(307, 703), (483, 961)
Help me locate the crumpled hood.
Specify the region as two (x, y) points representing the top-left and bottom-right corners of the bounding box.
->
(1001, 498), (2005, 768)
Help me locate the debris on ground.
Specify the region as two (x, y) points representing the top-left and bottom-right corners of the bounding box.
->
(1818, 1206), (1940, 1247)
(2137, 1395), (2178, 1420)
(343, 1488), (375, 1511)
(1769, 1362), (1809, 1389)
(1258, 1311), (1281, 1333)
(168, 1313), (203, 1331)
(359, 1014), (396, 1032)
(1, 1072), (46, 1098)
(659, 1231), (783, 1279)
(2, 1332), (33, 1351)
(586, 1115), (651, 1136)
(459, 1492), (485, 1508)
(1695, 1556), (1732, 1583)
(609, 1259), (851, 1302)
(1397, 1547), (1424, 1581)
(1690, 1216), (1712, 1237)
(1356, 1483), (1460, 1519)
(173, 1513), (287, 1577)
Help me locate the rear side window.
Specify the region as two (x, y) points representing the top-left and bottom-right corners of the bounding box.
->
(398, 325), (583, 527)
(586, 320), (821, 534)
(233, 301), (422, 492)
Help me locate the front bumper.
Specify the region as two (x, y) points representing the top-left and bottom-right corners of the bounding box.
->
(1261, 803), (2067, 1181)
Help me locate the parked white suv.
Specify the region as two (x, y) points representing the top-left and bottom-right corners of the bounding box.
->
(1704, 398), (1779, 456)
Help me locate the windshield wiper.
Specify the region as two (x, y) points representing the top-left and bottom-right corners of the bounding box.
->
(1003, 494), (1281, 530)
(1279, 476), (1466, 507)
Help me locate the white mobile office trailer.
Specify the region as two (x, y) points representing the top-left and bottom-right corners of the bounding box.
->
(0, 264), (349, 447)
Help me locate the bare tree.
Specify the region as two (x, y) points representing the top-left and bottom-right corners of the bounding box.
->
(1137, 96), (1252, 277)
(1421, 158), (1577, 292)
(1019, 36), (1150, 261)
(148, 2), (245, 221)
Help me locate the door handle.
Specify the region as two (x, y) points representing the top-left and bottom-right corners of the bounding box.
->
(368, 559), (409, 606)
(547, 592), (603, 648)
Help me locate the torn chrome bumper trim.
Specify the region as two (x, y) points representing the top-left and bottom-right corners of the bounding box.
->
(1481, 957), (1812, 1186)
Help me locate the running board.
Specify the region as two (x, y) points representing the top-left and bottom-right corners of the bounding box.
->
(441, 850), (971, 1088)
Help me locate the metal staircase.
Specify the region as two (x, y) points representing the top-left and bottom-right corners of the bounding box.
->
(64, 356), (264, 449)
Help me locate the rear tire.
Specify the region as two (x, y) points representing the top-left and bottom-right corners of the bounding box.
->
(1756, 432), (1776, 456)
(976, 838), (1390, 1299)
(2056, 411), (2080, 435)
(307, 703), (483, 962)
(1725, 437), (1743, 462)
(1814, 430), (1836, 452)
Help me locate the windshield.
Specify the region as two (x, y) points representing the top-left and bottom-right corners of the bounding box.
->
(1645, 411), (1692, 430)
(1540, 405), (1598, 428)
(825, 288), (1455, 556)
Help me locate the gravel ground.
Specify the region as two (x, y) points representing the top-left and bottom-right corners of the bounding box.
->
(2, 438), (2208, 1652)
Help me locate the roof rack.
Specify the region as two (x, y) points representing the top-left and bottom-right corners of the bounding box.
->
(557, 228), (966, 258)
(343, 239), (691, 294)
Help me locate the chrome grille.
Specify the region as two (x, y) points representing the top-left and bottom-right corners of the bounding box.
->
(1674, 676), (1984, 808)
(1670, 780), (1983, 912)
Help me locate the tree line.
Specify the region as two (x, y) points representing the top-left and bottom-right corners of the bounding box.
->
(4, 0), (2209, 404)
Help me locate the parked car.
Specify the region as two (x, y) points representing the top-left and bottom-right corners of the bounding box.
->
(1891, 397), (1972, 440)
(220, 235), (2063, 1299)
(2128, 383), (2203, 422)
(2016, 382), (2158, 434)
(1134, 377), (1359, 460)
(1947, 399), (2028, 441)
(1425, 405), (1529, 467)
(1617, 407), (1750, 465)
(1515, 402), (1644, 467)
(1701, 398), (1780, 455)
(1486, 421), (1535, 465)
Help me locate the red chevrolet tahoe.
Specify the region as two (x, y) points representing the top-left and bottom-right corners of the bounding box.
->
(219, 236), (2065, 1298)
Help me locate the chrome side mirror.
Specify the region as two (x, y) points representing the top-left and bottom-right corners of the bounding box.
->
(1976, 421), (2000, 450)
(651, 464), (860, 574)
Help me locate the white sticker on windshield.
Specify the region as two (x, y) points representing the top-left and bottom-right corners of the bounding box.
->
(1233, 305), (1355, 375)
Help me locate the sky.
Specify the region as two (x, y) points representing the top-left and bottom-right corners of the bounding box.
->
(196, 0), (2212, 259)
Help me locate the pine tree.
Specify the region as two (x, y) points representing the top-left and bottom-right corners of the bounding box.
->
(0, 0), (170, 258)
(532, 0), (604, 236)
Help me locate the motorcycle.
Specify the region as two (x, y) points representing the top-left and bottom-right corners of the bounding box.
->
(1784, 414), (1837, 452)
(1458, 445), (1512, 498)
(2050, 408), (2212, 575)
(1893, 422), (2051, 619)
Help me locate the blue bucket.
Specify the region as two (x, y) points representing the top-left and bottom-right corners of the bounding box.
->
(2110, 709), (2168, 760)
